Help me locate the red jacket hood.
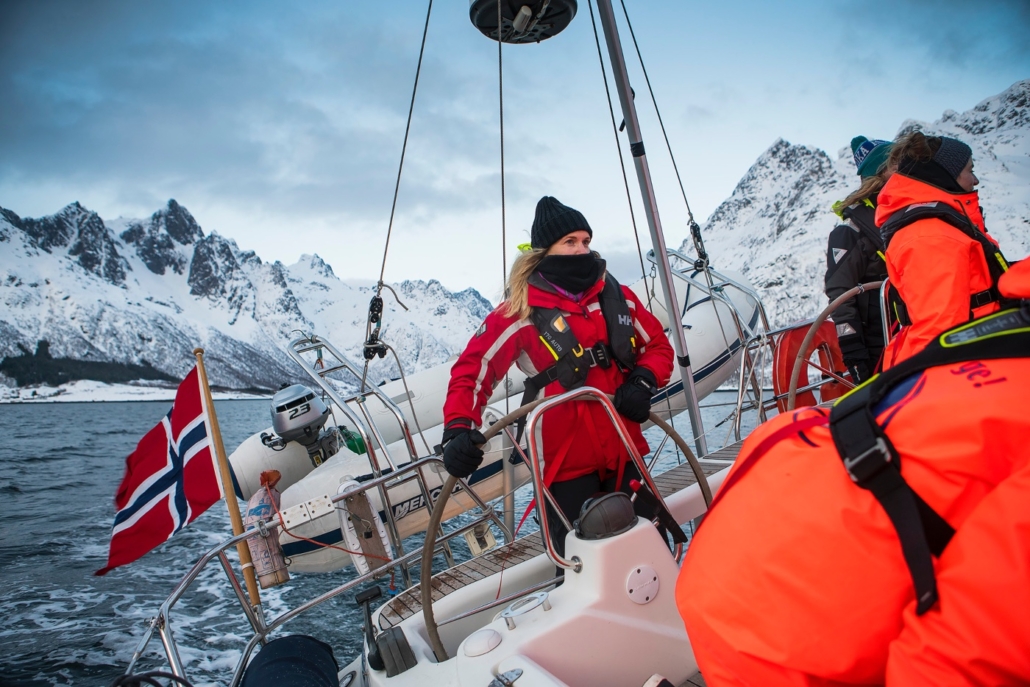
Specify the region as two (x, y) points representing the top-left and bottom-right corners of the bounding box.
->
(874, 174), (984, 231)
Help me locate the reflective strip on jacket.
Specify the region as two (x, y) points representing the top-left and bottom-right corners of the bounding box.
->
(675, 357), (1030, 686)
(875, 173), (1001, 367)
(443, 274), (673, 484)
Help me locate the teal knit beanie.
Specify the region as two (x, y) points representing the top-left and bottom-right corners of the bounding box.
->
(851, 136), (892, 178)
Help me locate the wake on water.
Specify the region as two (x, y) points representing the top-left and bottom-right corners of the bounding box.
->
(0, 394), (752, 685)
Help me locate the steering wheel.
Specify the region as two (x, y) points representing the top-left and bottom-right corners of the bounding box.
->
(419, 395), (712, 662)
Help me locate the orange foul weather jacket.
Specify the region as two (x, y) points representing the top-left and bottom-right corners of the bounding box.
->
(875, 173), (1003, 366)
(883, 262), (1030, 686)
(443, 273), (673, 485)
(675, 262), (1030, 687)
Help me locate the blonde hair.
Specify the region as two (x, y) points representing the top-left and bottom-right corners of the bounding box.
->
(840, 168), (890, 209)
(501, 249), (603, 320)
(501, 249), (546, 320)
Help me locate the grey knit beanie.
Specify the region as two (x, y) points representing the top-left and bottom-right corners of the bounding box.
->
(531, 196), (592, 250)
(932, 137), (973, 182)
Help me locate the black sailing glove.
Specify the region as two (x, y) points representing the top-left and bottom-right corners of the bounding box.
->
(837, 333), (872, 384)
(847, 361), (873, 384)
(614, 367), (658, 424)
(442, 427), (486, 479)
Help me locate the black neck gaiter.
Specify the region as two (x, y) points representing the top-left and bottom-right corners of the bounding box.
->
(898, 159), (965, 193)
(536, 254), (602, 294)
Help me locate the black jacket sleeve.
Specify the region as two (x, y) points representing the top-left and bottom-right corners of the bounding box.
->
(824, 224), (869, 362)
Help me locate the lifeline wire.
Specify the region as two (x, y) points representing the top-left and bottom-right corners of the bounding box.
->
(586, 0), (652, 310)
(377, 0), (434, 291)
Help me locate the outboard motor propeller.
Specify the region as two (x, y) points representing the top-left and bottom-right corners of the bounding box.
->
(265, 384), (339, 467)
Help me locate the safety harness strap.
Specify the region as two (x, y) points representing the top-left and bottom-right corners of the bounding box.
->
(829, 390), (951, 614)
(842, 201), (885, 252)
(829, 306), (1030, 614)
(510, 276), (638, 457)
(880, 202), (1011, 323)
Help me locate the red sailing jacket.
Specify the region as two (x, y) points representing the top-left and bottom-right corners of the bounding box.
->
(443, 273), (673, 484)
(875, 174), (1002, 366)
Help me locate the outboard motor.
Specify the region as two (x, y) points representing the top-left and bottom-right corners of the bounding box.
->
(263, 384), (339, 467)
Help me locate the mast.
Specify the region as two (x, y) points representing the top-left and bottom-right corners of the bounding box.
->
(594, 0), (708, 457)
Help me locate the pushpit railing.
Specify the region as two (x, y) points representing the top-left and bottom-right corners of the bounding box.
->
(124, 453), (510, 686)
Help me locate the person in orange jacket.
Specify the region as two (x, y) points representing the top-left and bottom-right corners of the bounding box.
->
(441, 196), (673, 558)
(883, 261), (1030, 686)
(875, 131), (1013, 367)
(674, 260), (1030, 687)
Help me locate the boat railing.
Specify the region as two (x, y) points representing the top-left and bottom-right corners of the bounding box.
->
(288, 332), (465, 584)
(124, 452), (511, 686)
(651, 248), (773, 444)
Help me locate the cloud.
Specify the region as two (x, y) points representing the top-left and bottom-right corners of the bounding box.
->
(0, 1), (506, 223)
(845, 0), (1030, 65)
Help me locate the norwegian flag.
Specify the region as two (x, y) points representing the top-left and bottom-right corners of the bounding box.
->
(95, 366), (223, 576)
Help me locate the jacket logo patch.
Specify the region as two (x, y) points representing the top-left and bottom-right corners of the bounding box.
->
(906, 201), (939, 211)
(475, 322), (487, 337)
(618, 314), (633, 326)
(552, 315), (568, 333)
(832, 247), (848, 263)
(836, 323), (857, 337)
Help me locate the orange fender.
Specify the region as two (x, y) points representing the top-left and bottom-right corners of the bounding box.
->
(772, 321), (848, 411)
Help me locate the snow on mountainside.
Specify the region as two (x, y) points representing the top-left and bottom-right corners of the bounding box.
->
(685, 79), (1030, 327)
(0, 200), (492, 391)
(3, 80), (1026, 396)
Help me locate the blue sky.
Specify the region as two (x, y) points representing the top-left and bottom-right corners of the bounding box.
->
(1, 0), (1027, 301)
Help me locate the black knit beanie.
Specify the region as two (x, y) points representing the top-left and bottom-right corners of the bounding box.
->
(531, 196), (592, 250)
(898, 136), (973, 193)
(932, 137), (973, 182)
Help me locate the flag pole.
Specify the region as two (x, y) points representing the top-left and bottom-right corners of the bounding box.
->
(193, 348), (263, 614)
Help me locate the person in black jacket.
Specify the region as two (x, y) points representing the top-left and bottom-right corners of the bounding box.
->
(824, 136), (893, 383)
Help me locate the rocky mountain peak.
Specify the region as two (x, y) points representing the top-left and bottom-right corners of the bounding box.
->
(682, 79), (1029, 328)
(5, 202), (129, 284)
(188, 233), (245, 300)
(156, 199), (204, 245)
(302, 253), (337, 280)
(67, 206), (129, 285)
(705, 139), (846, 241)
(119, 200), (203, 276)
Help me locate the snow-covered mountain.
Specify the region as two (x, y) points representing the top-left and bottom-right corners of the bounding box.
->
(3, 80), (1026, 394)
(0, 200), (492, 389)
(686, 79), (1030, 327)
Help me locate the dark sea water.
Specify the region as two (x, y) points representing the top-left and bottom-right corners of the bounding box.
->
(0, 393), (754, 686)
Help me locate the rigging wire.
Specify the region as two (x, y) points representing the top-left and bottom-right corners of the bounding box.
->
(376, 0), (434, 292)
(363, 0), (432, 391)
(586, 0), (652, 310)
(617, 0), (696, 225)
(614, 0), (737, 360)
